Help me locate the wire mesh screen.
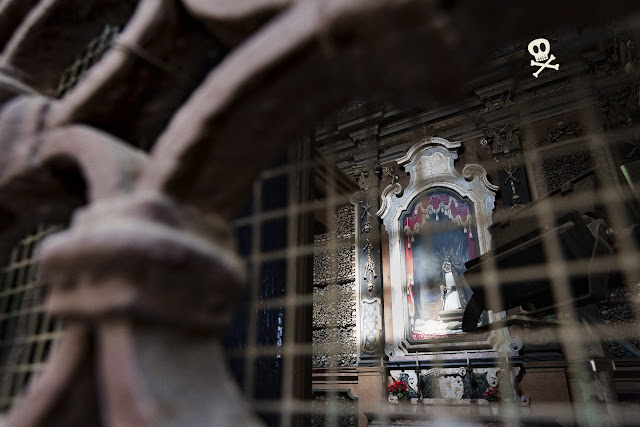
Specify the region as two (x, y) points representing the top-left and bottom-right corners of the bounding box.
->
(220, 23), (640, 427)
(225, 140), (314, 426)
(0, 225), (62, 412)
(55, 25), (120, 98)
(0, 19), (122, 414)
(1, 5), (640, 427)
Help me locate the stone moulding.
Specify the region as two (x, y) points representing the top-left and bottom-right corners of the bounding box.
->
(377, 137), (499, 353)
(389, 366), (529, 405)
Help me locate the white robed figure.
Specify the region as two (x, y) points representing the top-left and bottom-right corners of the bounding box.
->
(412, 260), (464, 334)
(441, 261), (461, 310)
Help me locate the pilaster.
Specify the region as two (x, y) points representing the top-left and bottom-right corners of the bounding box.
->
(351, 125), (385, 364)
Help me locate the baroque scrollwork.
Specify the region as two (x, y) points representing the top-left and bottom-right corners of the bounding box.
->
(361, 298), (382, 354)
(379, 137), (498, 352)
(353, 166), (371, 191)
(382, 166), (399, 186)
(481, 121), (521, 157)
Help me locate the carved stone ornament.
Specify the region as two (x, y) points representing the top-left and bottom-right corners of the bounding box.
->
(535, 120), (583, 147)
(389, 366), (529, 403)
(599, 84), (640, 131)
(390, 370), (420, 398)
(607, 34), (639, 73)
(377, 137), (498, 353)
(481, 121), (521, 157)
(478, 89), (513, 114)
(352, 166), (371, 191)
(361, 297), (382, 354)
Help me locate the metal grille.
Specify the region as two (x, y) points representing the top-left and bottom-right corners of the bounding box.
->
(55, 24), (120, 98)
(0, 226), (62, 412)
(1, 4), (640, 427)
(0, 22), (121, 412)
(225, 141), (317, 426)
(221, 28), (640, 426)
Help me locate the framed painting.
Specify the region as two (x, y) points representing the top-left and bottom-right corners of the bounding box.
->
(377, 138), (499, 353)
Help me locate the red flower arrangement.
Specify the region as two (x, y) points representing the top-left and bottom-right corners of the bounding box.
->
(483, 386), (501, 402)
(387, 380), (410, 399)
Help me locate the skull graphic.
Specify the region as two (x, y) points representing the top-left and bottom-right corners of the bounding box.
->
(528, 38), (550, 62)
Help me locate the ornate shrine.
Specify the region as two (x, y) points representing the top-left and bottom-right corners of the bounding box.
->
(378, 137), (499, 353)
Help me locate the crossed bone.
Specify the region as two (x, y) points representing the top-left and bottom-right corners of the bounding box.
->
(531, 54), (559, 78)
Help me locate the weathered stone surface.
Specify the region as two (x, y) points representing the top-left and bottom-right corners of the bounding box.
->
(313, 204), (357, 368)
(598, 286), (636, 323)
(313, 282), (357, 329)
(313, 205), (355, 286)
(312, 327), (357, 368)
(335, 204), (355, 240)
(531, 143), (616, 196)
(541, 149), (594, 193)
(313, 242), (355, 286)
(311, 391), (357, 427)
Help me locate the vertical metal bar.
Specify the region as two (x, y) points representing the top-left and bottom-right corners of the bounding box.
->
(244, 179), (263, 401)
(282, 136), (314, 426)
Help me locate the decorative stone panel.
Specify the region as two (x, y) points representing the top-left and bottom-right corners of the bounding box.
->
(312, 327), (358, 367)
(313, 242), (355, 286)
(313, 204), (358, 368)
(389, 366), (526, 403)
(313, 283), (358, 329)
(541, 149), (595, 193)
(529, 140), (618, 197)
(336, 204), (355, 240)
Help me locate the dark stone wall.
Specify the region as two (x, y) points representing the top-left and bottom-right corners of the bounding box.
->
(598, 284), (640, 357)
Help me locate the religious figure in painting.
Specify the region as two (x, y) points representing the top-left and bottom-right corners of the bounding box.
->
(441, 261), (460, 311)
(402, 191), (479, 340)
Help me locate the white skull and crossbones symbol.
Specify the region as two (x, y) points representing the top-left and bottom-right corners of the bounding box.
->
(528, 38), (559, 78)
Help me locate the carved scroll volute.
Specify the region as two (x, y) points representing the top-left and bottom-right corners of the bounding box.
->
(0, 105), (259, 424)
(0, 95), (148, 273)
(0, 1), (263, 424)
(36, 194), (256, 427)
